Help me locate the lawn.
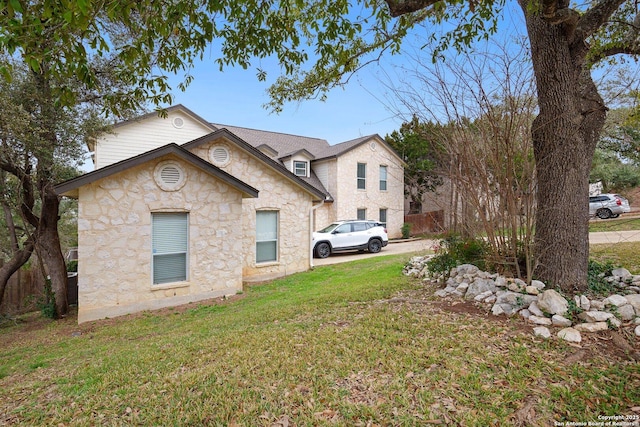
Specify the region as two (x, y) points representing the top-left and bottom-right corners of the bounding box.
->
(589, 216), (640, 232)
(1, 254), (639, 426)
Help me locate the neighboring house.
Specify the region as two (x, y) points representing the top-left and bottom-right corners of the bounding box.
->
(56, 105), (404, 323)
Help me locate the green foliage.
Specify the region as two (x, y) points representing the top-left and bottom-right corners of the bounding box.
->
(427, 233), (488, 280)
(590, 149), (640, 191)
(587, 259), (618, 296)
(565, 298), (583, 322)
(401, 222), (411, 239)
(66, 260), (78, 273)
(37, 278), (57, 319)
(386, 117), (445, 212)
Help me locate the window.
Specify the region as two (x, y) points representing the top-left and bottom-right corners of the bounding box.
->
(294, 161), (307, 177)
(357, 163), (366, 190)
(152, 213), (188, 284)
(379, 208), (387, 228)
(357, 209), (366, 220)
(256, 211), (278, 263)
(379, 165), (388, 191)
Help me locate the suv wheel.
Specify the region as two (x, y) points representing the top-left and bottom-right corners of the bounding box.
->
(315, 242), (331, 258)
(368, 238), (382, 254)
(596, 208), (612, 219)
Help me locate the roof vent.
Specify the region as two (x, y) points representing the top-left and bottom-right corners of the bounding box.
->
(370, 141), (377, 151)
(172, 117), (185, 128)
(154, 161), (187, 191)
(209, 145), (231, 166)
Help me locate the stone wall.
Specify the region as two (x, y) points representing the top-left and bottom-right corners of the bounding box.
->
(76, 155), (245, 323)
(333, 140), (405, 238)
(189, 140), (315, 281)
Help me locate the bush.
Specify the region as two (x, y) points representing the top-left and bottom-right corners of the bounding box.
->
(66, 260), (78, 273)
(426, 233), (489, 281)
(401, 223), (411, 239)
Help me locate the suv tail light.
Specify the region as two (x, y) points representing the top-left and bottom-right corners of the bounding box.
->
(384, 227), (387, 234)
(616, 197), (622, 206)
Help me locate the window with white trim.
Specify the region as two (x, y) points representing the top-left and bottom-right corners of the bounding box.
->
(357, 209), (366, 220)
(152, 213), (188, 284)
(379, 165), (388, 191)
(357, 163), (366, 190)
(294, 161), (308, 177)
(256, 211), (278, 263)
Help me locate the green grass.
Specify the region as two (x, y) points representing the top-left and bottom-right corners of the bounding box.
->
(589, 216), (640, 232)
(1, 254), (638, 426)
(590, 241), (640, 274)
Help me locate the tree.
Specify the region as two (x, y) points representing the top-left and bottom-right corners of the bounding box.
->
(385, 117), (444, 214)
(2, 0), (638, 294)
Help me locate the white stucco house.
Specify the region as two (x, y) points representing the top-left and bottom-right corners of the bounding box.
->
(55, 105), (404, 323)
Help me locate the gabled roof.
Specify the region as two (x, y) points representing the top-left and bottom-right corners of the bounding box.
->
(278, 148), (316, 161)
(313, 134), (404, 163)
(55, 143), (259, 199)
(211, 123), (331, 160)
(113, 104), (216, 131)
(181, 129), (329, 202)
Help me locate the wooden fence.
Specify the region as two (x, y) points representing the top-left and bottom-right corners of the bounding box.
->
(0, 268), (45, 315)
(404, 210), (445, 235)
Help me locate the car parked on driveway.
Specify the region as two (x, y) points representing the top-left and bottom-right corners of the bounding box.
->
(589, 194), (631, 219)
(313, 220), (389, 258)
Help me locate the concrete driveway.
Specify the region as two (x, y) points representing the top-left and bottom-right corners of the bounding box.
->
(312, 230), (640, 266)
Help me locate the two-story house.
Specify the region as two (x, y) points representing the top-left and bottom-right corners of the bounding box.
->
(55, 105), (404, 323)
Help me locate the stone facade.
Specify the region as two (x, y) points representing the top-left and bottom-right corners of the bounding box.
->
(330, 139), (405, 238)
(189, 139), (316, 281)
(76, 155), (246, 323)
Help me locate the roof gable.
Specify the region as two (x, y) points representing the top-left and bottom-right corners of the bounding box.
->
(182, 129), (329, 201)
(55, 143), (258, 199)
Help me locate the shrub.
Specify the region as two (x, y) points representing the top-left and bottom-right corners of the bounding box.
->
(587, 259), (618, 296)
(401, 223), (411, 239)
(426, 233), (489, 282)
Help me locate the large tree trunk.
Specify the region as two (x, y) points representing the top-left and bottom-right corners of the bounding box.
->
(37, 187), (68, 318)
(522, 6), (607, 292)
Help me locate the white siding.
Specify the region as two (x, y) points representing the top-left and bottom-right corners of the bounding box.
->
(95, 110), (213, 169)
(313, 161), (330, 190)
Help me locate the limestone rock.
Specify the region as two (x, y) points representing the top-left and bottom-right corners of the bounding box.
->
(611, 267), (631, 279)
(558, 328), (581, 343)
(578, 311), (614, 323)
(574, 322), (608, 332)
(537, 289), (569, 316)
(533, 326), (551, 339)
(528, 301), (545, 317)
(551, 315), (572, 327)
(528, 315), (552, 326)
(590, 300), (605, 310)
(525, 286), (539, 295)
(624, 294), (640, 312)
(635, 325), (640, 337)
(580, 295), (590, 311)
(617, 304), (636, 321)
(530, 280), (546, 290)
(603, 294), (630, 307)
(519, 309), (531, 319)
(465, 279), (496, 301)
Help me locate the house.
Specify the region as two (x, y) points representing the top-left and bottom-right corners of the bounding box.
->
(56, 105), (404, 323)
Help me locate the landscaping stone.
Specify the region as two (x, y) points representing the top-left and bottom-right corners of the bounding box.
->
(551, 315), (572, 327)
(533, 326), (551, 338)
(537, 290), (569, 316)
(402, 257), (640, 342)
(636, 325), (640, 337)
(558, 328), (581, 343)
(574, 322), (609, 332)
(611, 267), (631, 279)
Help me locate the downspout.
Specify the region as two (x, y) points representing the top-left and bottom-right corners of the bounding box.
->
(309, 199), (325, 268)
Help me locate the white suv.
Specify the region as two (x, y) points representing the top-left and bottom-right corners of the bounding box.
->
(589, 194), (631, 219)
(313, 220), (389, 258)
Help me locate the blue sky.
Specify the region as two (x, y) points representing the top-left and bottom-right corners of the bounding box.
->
(163, 58), (403, 145)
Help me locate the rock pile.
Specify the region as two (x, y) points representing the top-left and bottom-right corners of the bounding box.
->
(403, 256), (640, 342)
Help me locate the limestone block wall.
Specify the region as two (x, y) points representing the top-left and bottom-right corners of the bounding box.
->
(76, 155), (245, 323)
(189, 141), (314, 281)
(333, 141), (405, 238)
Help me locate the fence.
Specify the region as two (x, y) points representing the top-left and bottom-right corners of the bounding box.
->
(0, 268), (45, 315)
(404, 210), (445, 235)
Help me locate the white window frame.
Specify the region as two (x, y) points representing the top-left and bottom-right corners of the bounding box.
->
(256, 210), (278, 263)
(152, 212), (188, 285)
(294, 160), (308, 177)
(379, 165), (388, 191)
(357, 163), (366, 190)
